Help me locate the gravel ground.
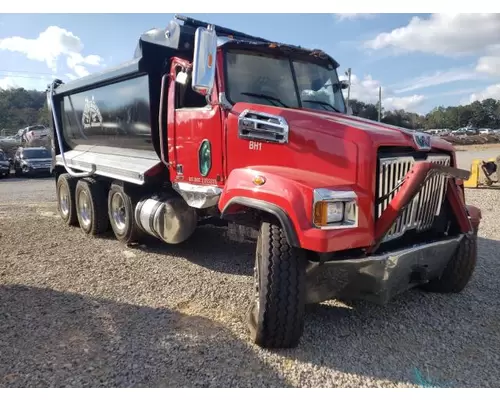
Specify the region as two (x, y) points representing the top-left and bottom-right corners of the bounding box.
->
(1, 166), (500, 388)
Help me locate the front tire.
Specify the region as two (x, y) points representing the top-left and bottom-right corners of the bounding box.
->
(248, 221), (307, 349)
(421, 232), (478, 293)
(75, 177), (109, 236)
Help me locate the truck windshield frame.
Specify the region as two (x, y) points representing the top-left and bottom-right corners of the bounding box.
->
(223, 48), (347, 114)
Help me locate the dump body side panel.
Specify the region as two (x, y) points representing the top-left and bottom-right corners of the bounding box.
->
(59, 74), (154, 152)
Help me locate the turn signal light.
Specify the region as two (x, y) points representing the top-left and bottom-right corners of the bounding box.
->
(313, 201), (344, 226)
(252, 175), (266, 186)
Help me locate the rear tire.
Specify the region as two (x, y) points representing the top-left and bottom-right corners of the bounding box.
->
(248, 221), (307, 349)
(107, 181), (141, 244)
(56, 173), (78, 226)
(75, 177), (109, 236)
(421, 233), (477, 293)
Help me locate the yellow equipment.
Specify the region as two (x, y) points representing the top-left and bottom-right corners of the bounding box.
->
(464, 157), (500, 188)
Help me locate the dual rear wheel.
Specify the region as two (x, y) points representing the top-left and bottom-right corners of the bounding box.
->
(56, 173), (140, 244)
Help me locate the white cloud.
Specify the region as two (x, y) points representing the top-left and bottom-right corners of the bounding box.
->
(335, 13), (376, 21)
(343, 73), (425, 112)
(392, 67), (484, 94)
(0, 74), (49, 91)
(476, 55), (500, 76)
(468, 83), (500, 103)
(0, 26), (103, 78)
(363, 13), (500, 101)
(364, 14), (500, 57)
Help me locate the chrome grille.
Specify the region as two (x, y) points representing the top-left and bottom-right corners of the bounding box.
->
(376, 154), (451, 242)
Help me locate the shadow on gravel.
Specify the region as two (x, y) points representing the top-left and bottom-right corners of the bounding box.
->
(118, 225), (500, 387)
(282, 236), (500, 388)
(131, 225), (255, 277)
(0, 284), (289, 388)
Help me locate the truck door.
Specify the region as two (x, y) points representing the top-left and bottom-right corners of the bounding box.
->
(167, 61), (224, 187)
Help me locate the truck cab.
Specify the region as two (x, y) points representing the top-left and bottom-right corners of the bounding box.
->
(46, 15), (481, 349)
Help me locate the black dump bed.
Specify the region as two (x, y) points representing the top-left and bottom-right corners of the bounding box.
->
(47, 16), (202, 159)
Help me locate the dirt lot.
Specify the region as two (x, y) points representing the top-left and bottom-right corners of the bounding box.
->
(1, 170), (500, 388)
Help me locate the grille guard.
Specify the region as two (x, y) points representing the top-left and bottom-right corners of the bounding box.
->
(368, 162), (472, 254)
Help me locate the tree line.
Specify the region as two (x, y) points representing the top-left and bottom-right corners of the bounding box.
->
(1, 87), (500, 133)
(0, 88), (50, 134)
(349, 98), (500, 131)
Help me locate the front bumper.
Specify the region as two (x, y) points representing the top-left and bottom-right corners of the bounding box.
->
(305, 234), (464, 305)
(21, 166), (52, 175)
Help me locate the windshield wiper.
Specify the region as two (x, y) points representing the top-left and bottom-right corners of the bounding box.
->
(302, 99), (341, 113)
(240, 92), (290, 108)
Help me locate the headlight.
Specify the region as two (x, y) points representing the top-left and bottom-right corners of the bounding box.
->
(312, 189), (358, 229)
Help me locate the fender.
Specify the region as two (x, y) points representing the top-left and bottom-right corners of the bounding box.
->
(221, 196), (300, 247)
(218, 166), (373, 253)
(218, 167), (312, 248)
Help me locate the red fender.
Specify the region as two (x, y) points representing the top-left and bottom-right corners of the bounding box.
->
(218, 166), (373, 253)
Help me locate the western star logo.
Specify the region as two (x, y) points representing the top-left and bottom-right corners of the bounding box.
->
(402, 129), (432, 150)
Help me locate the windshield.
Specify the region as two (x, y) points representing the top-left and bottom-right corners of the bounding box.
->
(0, 153), (5, 161)
(23, 149), (50, 159)
(224, 50), (346, 113)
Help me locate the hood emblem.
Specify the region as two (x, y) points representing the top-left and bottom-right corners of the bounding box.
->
(404, 130), (432, 151)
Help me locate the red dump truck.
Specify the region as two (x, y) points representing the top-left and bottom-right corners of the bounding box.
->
(46, 15), (482, 349)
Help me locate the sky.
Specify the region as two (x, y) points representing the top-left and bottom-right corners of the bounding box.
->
(0, 13), (499, 115)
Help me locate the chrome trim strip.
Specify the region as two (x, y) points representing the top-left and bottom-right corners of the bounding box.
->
(55, 148), (162, 185)
(238, 109), (289, 144)
(172, 181), (222, 209)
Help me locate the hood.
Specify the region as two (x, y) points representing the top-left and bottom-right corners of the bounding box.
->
(277, 107), (455, 154)
(226, 103), (458, 195)
(24, 158), (52, 162)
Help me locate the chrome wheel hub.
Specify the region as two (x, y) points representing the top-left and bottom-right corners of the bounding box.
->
(110, 192), (127, 234)
(77, 190), (92, 229)
(59, 185), (70, 217)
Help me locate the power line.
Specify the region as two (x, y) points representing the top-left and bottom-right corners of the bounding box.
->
(0, 69), (56, 76)
(0, 74), (51, 80)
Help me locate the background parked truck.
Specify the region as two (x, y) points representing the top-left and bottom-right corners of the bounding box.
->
(46, 15), (481, 349)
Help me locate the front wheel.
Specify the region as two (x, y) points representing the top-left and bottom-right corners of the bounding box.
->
(248, 221), (307, 349)
(421, 232), (478, 293)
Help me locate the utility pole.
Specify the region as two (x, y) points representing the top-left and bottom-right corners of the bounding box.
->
(345, 68), (352, 106)
(378, 86), (382, 122)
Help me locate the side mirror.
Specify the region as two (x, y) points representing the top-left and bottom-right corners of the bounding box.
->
(340, 80), (349, 90)
(192, 24), (217, 98)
